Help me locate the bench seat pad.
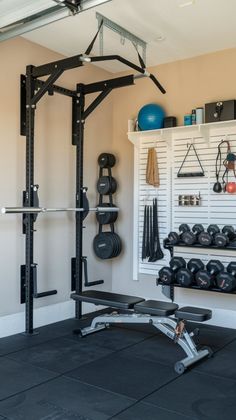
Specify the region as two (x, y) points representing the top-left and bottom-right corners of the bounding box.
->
(175, 306), (212, 322)
(71, 290), (145, 309)
(134, 300), (179, 316)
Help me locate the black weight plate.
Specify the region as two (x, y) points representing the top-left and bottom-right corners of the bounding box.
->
(98, 153), (116, 168)
(93, 232), (114, 259)
(97, 176), (110, 194)
(109, 232), (118, 258)
(96, 204), (118, 225)
(96, 203), (111, 224)
(111, 211), (118, 223)
(108, 232), (121, 258)
(112, 233), (122, 257)
(98, 153), (110, 168)
(111, 233), (119, 258)
(82, 192), (89, 221)
(108, 154), (116, 168)
(97, 176), (117, 195)
(110, 177), (117, 194)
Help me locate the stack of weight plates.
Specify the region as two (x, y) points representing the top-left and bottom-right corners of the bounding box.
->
(97, 176), (117, 195)
(93, 232), (122, 259)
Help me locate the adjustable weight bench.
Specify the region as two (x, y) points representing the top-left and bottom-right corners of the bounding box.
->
(71, 290), (212, 374)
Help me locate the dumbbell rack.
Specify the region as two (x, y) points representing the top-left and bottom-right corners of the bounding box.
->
(164, 239), (236, 252)
(157, 239), (236, 298)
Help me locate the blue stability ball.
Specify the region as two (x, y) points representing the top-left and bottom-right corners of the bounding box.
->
(138, 103), (165, 130)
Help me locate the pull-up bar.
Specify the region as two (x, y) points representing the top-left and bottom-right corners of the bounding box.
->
(30, 53), (165, 95)
(1, 206), (119, 214)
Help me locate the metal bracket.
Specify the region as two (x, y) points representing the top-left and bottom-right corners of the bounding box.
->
(71, 256), (104, 289)
(20, 74), (26, 136)
(61, 0), (81, 14)
(82, 256), (104, 287)
(96, 12), (147, 65)
(20, 264), (57, 303)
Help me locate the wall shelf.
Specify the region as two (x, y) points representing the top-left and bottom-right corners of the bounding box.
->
(156, 280), (236, 295)
(128, 119), (236, 144)
(163, 240), (236, 254)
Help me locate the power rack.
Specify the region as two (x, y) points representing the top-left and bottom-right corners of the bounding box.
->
(17, 28), (166, 334)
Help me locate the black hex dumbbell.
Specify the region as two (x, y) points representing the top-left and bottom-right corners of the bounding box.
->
(167, 224), (190, 245)
(216, 262), (236, 292)
(198, 224), (220, 246)
(182, 224), (204, 246)
(195, 260), (224, 289)
(214, 226), (236, 247)
(159, 257), (186, 285)
(176, 258), (204, 287)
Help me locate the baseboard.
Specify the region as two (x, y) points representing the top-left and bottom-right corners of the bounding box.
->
(0, 300), (105, 338)
(204, 308), (236, 329)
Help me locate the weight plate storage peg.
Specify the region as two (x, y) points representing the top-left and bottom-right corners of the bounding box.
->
(98, 153), (116, 168)
(97, 176), (117, 195)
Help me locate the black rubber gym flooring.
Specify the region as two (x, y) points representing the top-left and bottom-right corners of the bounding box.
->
(0, 313), (236, 419)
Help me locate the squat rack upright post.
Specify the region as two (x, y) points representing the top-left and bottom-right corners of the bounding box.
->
(24, 65), (36, 335)
(74, 84), (85, 319)
(20, 51), (165, 335)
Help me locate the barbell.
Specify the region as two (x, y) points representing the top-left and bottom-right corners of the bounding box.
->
(1, 206), (119, 214)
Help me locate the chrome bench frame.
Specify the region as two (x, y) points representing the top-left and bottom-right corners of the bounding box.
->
(78, 312), (212, 374)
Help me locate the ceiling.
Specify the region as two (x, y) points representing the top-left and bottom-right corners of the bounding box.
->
(13, 0), (236, 72)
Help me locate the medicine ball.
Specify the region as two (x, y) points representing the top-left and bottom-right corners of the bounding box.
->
(138, 103), (165, 131)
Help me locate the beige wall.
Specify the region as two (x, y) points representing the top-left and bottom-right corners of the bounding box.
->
(112, 48), (236, 319)
(0, 37), (113, 318)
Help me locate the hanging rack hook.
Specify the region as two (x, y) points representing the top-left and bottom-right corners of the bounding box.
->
(187, 137), (194, 148)
(142, 193), (151, 205)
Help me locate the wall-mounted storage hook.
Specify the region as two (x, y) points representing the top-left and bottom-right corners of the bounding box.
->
(177, 143), (205, 177)
(186, 136), (195, 147)
(142, 193), (151, 205)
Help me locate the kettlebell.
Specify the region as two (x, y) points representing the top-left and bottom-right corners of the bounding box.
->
(226, 182), (236, 194)
(213, 181), (222, 193)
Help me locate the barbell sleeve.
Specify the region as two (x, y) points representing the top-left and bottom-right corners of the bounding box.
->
(1, 206), (119, 214)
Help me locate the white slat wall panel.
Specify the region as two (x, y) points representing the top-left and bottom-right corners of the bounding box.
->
(138, 136), (171, 275)
(136, 128), (236, 276)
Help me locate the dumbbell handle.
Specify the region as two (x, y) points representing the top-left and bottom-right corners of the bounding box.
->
(208, 269), (218, 275)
